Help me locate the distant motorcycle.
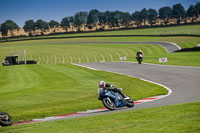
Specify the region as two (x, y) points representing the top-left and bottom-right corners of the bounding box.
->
(98, 88), (134, 110)
(136, 54), (143, 64)
(0, 112), (13, 127)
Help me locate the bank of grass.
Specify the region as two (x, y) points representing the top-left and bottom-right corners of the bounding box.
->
(127, 52), (200, 66)
(1, 101), (200, 133)
(0, 36), (200, 66)
(0, 64), (167, 122)
(0, 40), (168, 65)
(42, 24), (200, 37)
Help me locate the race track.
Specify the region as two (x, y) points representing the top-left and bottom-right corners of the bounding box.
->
(56, 41), (181, 53)
(78, 62), (200, 110)
(57, 41), (199, 119)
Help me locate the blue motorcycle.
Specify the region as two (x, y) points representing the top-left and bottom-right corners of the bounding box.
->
(0, 112), (13, 126)
(98, 88), (134, 110)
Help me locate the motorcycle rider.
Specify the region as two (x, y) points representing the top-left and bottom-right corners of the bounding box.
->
(136, 50), (144, 64)
(98, 81), (128, 100)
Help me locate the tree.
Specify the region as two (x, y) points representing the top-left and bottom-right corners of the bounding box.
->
(23, 19), (35, 36)
(104, 11), (112, 29)
(0, 23), (8, 36)
(68, 16), (74, 31)
(194, 2), (200, 17)
(35, 19), (49, 35)
(74, 12), (88, 31)
(113, 11), (123, 28)
(121, 12), (132, 28)
(49, 20), (59, 33)
(148, 8), (158, 26)
(158, 6), (172, 25)
(140, 8), (148, 26)
(0, 20), (19, 36)
(106, 11), (116, 29)
(61, 17), (70, 32)
(104, 11), (122, 29)
(187, 5), (196, 22)
(98, 12), (106, 30)
(132, 11), (142, 27)
(172, 3), (186, 24)
(187, 5), (196, 17)
(87, 9), (99, 30)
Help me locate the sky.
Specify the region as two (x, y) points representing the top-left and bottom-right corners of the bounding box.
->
(0, 0), (199, 27)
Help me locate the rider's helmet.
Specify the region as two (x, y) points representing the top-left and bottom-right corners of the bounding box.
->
(98, 81), (106, 88)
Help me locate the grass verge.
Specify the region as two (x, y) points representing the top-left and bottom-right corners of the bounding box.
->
(0, 64), (167, 122)
(1, 101), (200, 133)
(0, 37), (200, 66)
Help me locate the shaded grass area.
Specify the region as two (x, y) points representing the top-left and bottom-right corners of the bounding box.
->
(1, 101), (200, 133)
(0, 64), (167, 122)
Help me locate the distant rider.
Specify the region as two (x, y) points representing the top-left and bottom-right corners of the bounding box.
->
(98, 81), (128, 100)
(136, 50), (144, 64)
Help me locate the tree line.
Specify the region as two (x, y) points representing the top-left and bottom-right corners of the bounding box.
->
(1, 2), (200, 37)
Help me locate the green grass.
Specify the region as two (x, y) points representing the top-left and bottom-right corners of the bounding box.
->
(0, 26), (199, 130)
(0, 36), (200, 66)
(0, 64), (167, 122)
(0, 39), (168, 64)
(75, 24), (200, 36)
(1, 24), (200, 42)
(1, 101), (200, 133)
(127, 52), (200, 66)
(55, 36), (200, 48)
(34, 24), (200, 38)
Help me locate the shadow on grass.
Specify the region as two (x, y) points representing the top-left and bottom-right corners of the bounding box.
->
(174, 47), (200, 52)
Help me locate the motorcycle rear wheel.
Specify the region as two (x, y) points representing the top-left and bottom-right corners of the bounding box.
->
(102, 98), (116, 110)
(0, 112), (13, 126)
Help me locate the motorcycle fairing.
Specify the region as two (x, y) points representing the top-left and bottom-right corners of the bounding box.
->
(105, 91), (127, 107)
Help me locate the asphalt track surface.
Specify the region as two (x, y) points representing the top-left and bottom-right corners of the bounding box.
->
(79, 62), (200, 109)
(50, 61), (199, 121)
(56, 41), (180, 53)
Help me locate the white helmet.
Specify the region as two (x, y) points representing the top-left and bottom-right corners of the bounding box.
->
(98, 81), (105, 88)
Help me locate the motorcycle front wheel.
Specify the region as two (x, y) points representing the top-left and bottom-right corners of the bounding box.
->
(125, 96), (135, 108)
(0, 112), (13, 126)
(102, 98), (116, 110)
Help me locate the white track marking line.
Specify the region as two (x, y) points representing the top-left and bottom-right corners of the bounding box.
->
(73, 63), (98, 70)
